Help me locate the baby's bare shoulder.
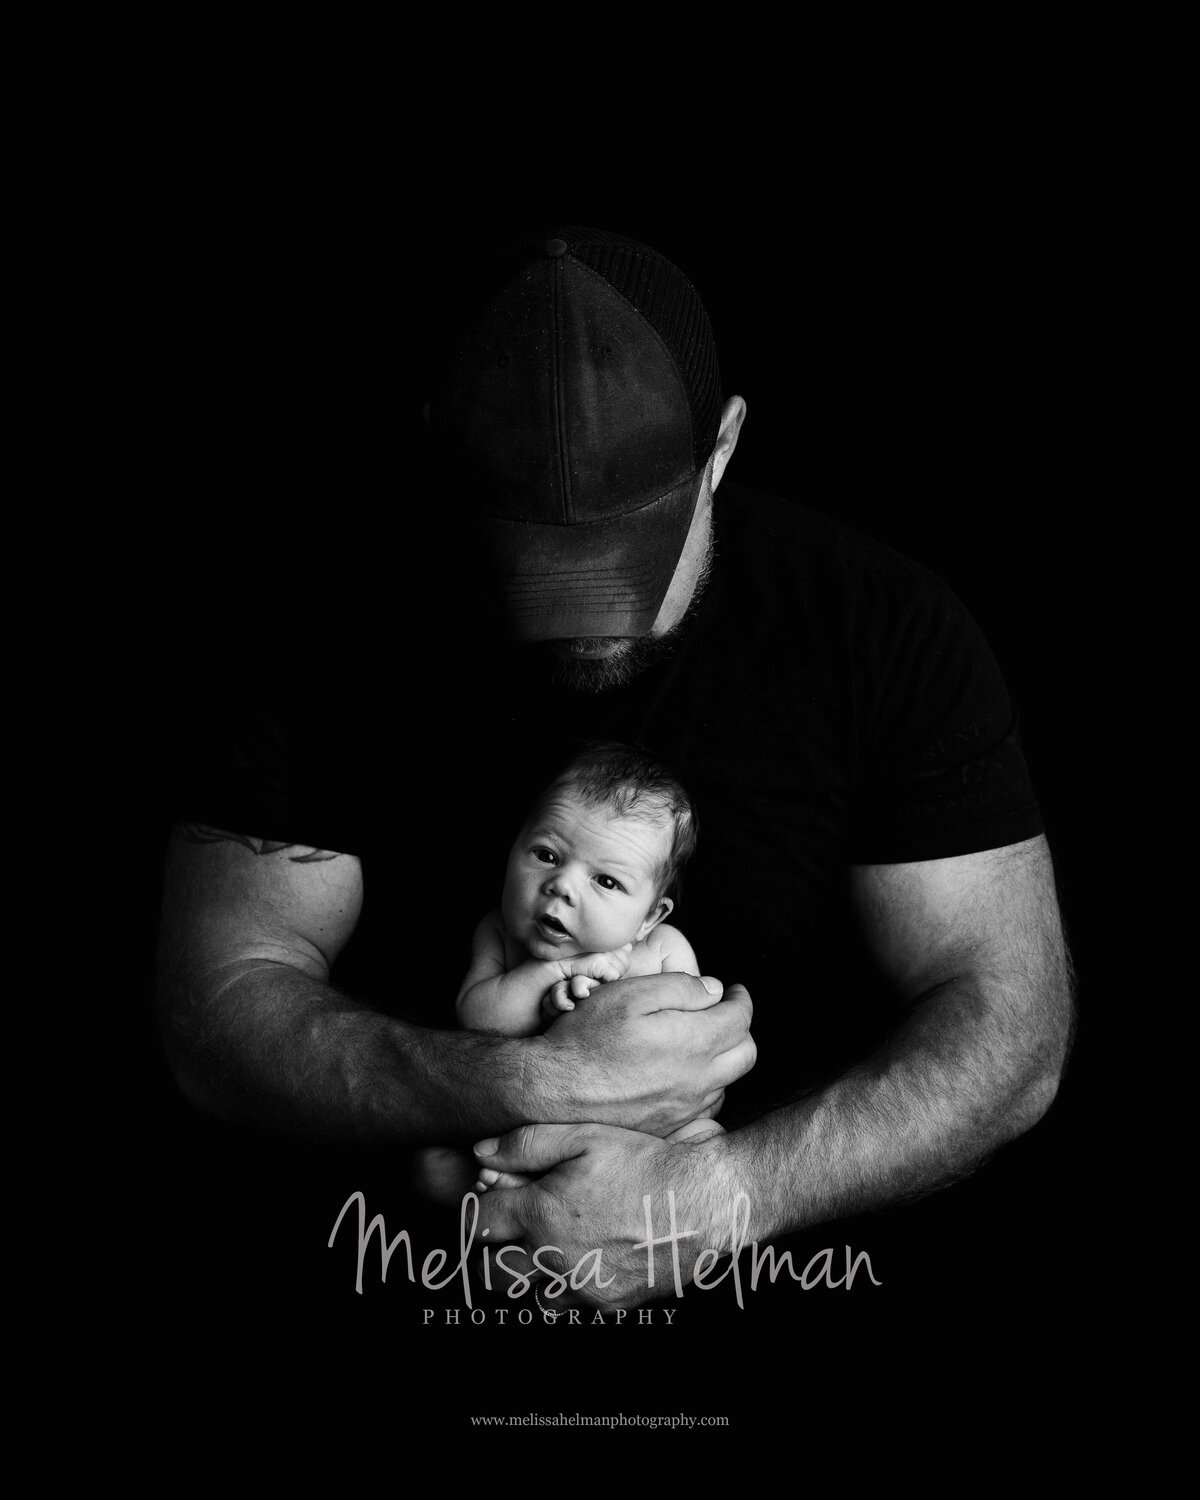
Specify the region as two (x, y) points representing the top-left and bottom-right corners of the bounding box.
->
(630, 923), (699, 975)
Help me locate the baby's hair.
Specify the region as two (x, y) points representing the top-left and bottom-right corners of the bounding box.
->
(547, 741), (698, 904)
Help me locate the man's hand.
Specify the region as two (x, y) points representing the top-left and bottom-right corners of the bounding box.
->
(531, 974), (755, 1138)
(474, 1123), (734, 1309)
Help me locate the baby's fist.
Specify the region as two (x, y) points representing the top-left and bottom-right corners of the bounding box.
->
(542, 979), (578, 1019)
(571, 944), (633, 983)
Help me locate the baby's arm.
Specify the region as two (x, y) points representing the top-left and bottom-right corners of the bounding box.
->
(455, 914), (544, 1036)
(456, 915), (632, 1037)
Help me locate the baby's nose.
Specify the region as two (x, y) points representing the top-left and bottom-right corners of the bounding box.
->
(544, 870), (577, 904)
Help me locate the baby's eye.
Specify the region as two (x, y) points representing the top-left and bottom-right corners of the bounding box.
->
(595, 874), (624, 892)
(532, 847), (558, 865)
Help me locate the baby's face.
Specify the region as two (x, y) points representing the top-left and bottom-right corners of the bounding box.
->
(501, 791), (672, 961)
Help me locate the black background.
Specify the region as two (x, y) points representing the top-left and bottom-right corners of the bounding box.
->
(118, 159), (1109, 1444)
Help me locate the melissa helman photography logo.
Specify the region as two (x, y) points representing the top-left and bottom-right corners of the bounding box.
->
(328, 1190), (881, 1323)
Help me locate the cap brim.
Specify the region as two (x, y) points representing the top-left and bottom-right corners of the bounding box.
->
(480, 470), (704, 642)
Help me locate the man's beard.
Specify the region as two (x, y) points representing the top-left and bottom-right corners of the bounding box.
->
(543, 527), (716, 694)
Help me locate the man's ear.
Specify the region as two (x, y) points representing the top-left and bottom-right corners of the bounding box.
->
(636, 895), (674, 941)
(710, 395), (747, 493)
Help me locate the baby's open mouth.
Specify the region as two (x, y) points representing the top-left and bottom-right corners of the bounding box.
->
(538, 915), (569, 935)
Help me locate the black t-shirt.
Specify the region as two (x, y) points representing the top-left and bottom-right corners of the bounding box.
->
(177, 481), (1042, 1119)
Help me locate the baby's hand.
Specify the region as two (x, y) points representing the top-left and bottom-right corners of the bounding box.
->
(562, 944), (633, 984)
(542, 946), (633, 1020)
(541, 975), (600, 1020)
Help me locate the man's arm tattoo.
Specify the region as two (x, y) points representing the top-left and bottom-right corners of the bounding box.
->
(177, 823), (341, 863)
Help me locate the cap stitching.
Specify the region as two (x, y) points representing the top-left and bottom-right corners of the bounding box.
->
(551, 259), (574, 525)
(476, 470), (702, 526)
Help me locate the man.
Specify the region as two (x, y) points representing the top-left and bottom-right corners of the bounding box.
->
(157, 225), (1073, 1310)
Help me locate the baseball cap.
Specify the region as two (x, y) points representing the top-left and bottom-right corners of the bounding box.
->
(435, 226), (722, 641)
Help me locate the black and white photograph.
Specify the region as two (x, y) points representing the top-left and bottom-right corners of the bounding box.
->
(123, 158), (1107, 1447)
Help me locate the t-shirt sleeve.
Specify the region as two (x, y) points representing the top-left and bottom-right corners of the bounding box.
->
(847, 571), (1044, 863)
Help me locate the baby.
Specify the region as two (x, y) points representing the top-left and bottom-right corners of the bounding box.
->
(416, 741), (722, 1202)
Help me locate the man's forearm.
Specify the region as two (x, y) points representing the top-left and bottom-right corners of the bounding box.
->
(159, 956), (543, 1143)
(706, 972), (1072, 1247)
